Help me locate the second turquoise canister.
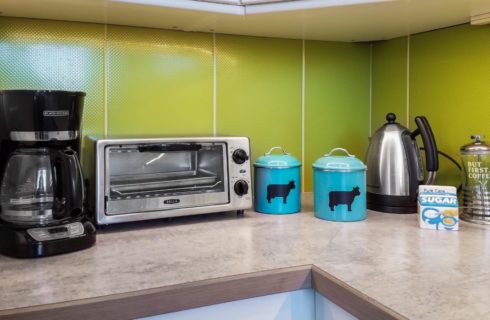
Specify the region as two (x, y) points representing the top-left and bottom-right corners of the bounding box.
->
(254, 147), (301, 214)
(313, 148), (366, 221)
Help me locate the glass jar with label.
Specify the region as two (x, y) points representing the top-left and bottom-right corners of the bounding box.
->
(460, 135), (490, 224)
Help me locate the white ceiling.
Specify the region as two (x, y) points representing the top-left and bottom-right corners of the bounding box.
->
(0, 0), (489, 41)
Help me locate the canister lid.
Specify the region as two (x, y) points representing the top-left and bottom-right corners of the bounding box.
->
(460, 135), (490, 155)
(254, 146), (301, 168)
(313, 148), (366, 171)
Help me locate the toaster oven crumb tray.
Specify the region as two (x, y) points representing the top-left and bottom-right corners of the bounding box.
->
(110, 170), (219, 195)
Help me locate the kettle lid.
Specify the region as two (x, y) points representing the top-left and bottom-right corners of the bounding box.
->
(385, 113), (397, 124)
(382, 113), (408, 129)
(374, 113), (409, 134)
(460, 135), (490, 155)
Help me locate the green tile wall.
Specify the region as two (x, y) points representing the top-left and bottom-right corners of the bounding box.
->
(305, 41), (371, 191)
(372, 24), (490, 187)
(0, 17), (105, 171)
(411, 24), (490, 186)
(107, 25), (214, 136)
(215, 34), (302, 174)
(2, 16), (489, 205)
(371, 36), (407, 130)
(0, 16), (372, 192)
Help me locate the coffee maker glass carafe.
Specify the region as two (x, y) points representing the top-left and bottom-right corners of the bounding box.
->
(1, 148), (54, 224)
(0, 147), (84, 225)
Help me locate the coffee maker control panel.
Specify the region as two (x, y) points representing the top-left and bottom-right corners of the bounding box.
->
(27, 222), (85, 242)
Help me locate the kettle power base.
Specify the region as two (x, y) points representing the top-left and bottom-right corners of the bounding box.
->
(367, 203), (417, 214)
(0, 219), (96, 258)
(367, 192), (417, 214)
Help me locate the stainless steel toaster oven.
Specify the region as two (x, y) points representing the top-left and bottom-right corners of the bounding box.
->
(86, 137), (252, 225)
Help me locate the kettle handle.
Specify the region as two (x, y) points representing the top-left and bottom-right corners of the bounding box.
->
(413, 116), (439, 174)
(325, 148), (354, 157)
(265, 146), (290, 156)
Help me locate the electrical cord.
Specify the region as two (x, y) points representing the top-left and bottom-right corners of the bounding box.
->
(436, 149), (462, 171)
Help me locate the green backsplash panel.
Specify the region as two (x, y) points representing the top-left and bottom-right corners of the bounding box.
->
(0, 17), (105, 171)
(107, 26), (214, 136)
(371, 37), (408, 132)
(215, 34), (302, 181)
(304, 41), (370, 191)
(410, 24), (490, 187)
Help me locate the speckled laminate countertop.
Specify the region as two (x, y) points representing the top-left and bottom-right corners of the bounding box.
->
(1, 193), (489, 319)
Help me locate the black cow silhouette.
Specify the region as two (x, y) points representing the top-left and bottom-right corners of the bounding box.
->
(329, 187), (361, 211)
(267, 180), (296, 204)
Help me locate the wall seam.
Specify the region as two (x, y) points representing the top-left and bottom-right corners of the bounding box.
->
(406, 35), (410, 128)
(369, 42), (373, 137)
(301, 39), (306, 193)
(213, 32), (217, 137)
(103, 24), (108, 137)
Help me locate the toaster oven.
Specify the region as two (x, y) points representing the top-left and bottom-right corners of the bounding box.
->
(86, 137), (252, 225)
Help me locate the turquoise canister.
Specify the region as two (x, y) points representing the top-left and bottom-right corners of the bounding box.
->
(313, 148), (366, 221)
(254, 147), (301, 214)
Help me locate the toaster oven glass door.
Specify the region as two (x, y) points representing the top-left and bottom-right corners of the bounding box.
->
(104, 142), (229, 215)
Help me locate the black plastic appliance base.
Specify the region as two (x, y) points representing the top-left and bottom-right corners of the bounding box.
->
(0, 218), (96, 258)
(367, 192), (417, 214)
(367, 202), (417, 214)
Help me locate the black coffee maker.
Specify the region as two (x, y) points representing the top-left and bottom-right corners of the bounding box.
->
(0, 90), (96, 258)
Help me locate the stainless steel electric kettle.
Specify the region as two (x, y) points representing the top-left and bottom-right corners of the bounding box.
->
(366, 113), (439, 213)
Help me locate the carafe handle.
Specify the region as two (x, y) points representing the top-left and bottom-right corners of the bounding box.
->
(50, 149), (84, 220)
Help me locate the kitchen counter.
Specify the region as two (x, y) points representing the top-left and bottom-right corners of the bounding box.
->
(1, 193), (490, 319)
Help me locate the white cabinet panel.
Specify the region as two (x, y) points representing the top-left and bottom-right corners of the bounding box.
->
(140, 289), (315, 320)
(1, 0), (490, 41)
(138, 289), (358, 320)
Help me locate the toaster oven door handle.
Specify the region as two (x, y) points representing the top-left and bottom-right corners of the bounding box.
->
(138, 143), (202, 152)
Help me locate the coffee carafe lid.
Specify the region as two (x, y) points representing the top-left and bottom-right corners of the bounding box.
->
(460, 135), (490, 155)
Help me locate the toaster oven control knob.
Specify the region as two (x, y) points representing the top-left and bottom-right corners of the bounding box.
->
(234, 180), (249, 196)
(232, 149), (249, 164)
